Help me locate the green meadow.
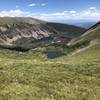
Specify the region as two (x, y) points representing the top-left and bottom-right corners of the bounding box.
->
(0, 44), (100, 100)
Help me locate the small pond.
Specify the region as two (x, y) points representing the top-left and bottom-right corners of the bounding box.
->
(46, 51), (65, 59)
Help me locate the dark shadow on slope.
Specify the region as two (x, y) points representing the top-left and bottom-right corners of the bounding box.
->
(0, 45), (30, 52)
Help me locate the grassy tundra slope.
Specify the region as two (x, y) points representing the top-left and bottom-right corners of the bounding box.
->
(0, 44), (100, 100)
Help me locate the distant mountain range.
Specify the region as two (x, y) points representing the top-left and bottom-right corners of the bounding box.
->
(51, 20), (98, 29)
(71, 22), (97, 29)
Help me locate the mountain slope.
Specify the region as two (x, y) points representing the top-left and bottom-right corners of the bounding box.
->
(47, 22), (85, 38)
(68, 21), (100, 46)
(0, 17), (57, 48)
(0, 19), (100, 100)
(0, 17), (86, 50)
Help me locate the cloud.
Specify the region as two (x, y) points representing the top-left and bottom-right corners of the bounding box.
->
(41, 3), (47, 6)
(0, 9), (30, 17)
(38, 7), (100, 21)
(89, 7), (96, 10)
(28, 3), (36, 7)
(28, 3), (47, 7)
(0, 7), (100, 21)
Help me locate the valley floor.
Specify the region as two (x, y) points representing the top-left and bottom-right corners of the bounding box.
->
(0, 44), (100, 100)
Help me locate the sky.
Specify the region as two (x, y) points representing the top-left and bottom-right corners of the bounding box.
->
(0, 0), (100, 22)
